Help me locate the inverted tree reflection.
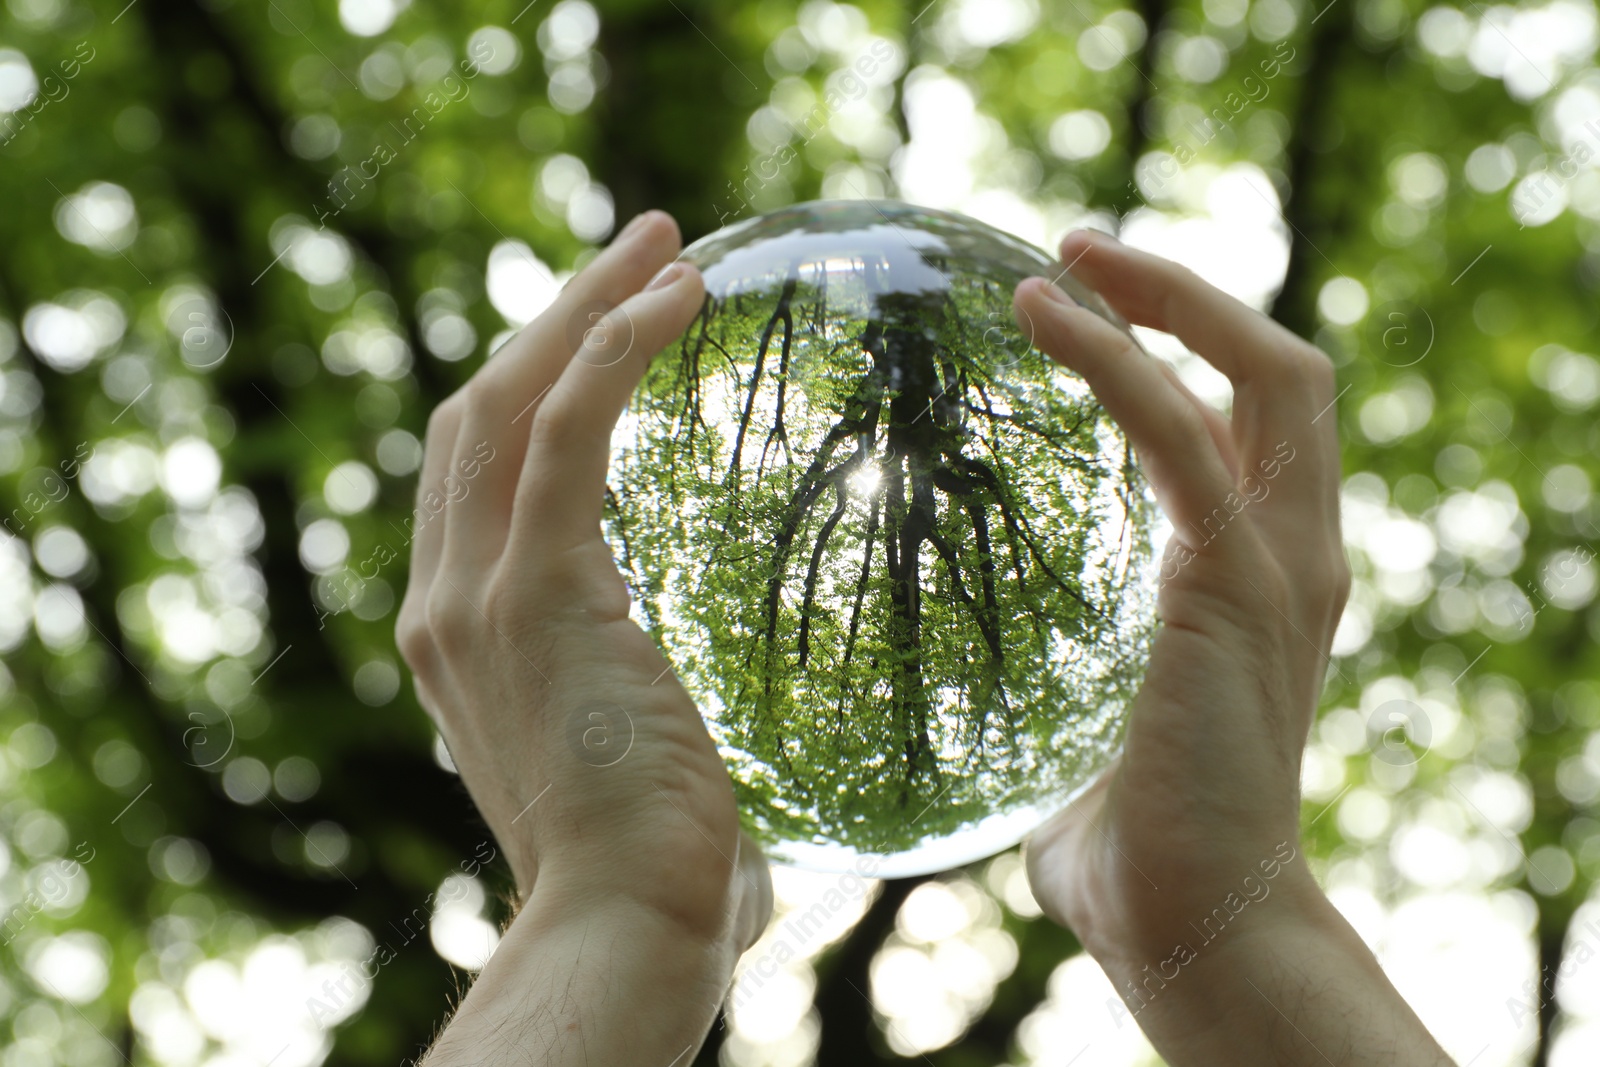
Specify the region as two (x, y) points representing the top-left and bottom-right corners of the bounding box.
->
(609, 205), (1159, 866)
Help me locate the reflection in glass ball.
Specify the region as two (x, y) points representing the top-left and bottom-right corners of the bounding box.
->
(609, 201), (1161, 875)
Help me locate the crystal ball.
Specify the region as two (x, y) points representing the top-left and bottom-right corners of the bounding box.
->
(609, 200), (1161, 876)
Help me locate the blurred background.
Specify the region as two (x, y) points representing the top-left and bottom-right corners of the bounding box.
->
(1, 0), (1599, 1064)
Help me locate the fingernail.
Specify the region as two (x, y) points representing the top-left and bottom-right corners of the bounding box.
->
(619, 211), (657, 240)
(1037, 278), (1077, 307)
(644, 262), (685, 291)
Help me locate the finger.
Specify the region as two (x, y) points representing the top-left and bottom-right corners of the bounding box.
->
(511, 262), (707, 554)
(1023, 768), (1114, 929)
(1015, 277), (1239, 544)
(733, 831), (774, 952)
(1063, 233), (1343, 633)
(1057, 231), (1313, 385)
(396, 397), (464, 671)
(441, 212), (684, 571)
(482, 210), (684, 405)
(1057, 232), (1338, 516)
(1153, 359), (1239, 484)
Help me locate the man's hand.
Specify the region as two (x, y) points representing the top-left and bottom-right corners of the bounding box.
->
(1015, 231), (1452, 1066)
(397, 211), (771, 1065)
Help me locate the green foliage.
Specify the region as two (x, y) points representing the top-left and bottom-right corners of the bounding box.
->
(612, 205), (1157, 859)
(1, 0), (1598, 1064)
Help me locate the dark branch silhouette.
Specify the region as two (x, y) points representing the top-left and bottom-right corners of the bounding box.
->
(614, 239), (1155, 850)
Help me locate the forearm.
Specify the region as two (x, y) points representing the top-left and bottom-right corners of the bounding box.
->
(1102, 887), (1453, 1066)
(423, 883), (737, 1067)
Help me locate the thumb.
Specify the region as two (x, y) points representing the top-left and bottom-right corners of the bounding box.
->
(1023, 766), (1116, 929)
(732, 831), (774, 953)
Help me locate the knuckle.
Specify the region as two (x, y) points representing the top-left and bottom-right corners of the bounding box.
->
(528, 402), (580, 448)
(582, 309), (618, 347)
(1253, 556), (1294, 615)
(424, 583), (472, 650)
(426, 394), (465, 443)
(1154, 359), (1185, 390)
(1252, 332), (1331, 390)
(480, 578), (519, 632)
(459, 381), (496, 426)
(589, 310), (637, 358)
(1114, 330), (1145, 364)
(395, 610), (433, 668)
(1288, 549), (1351, 637)
(1170, 263), (1204, 292)
(1329, 553), (1354, 607)
(395, 589), (440, 669)
(1169, 400), (1213, 451)
(1298, 336), (1334, 368)
(1161, 264), (1206, 314)
(1298, 344), (1337, 391)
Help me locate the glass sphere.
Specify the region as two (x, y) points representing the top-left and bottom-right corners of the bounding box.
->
(609, 200), (1161, 876)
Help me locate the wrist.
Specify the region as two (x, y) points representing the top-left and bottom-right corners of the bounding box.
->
(1077, 834), (1320, 978)
(530, 860), (746, 956)
(528, 796), (772, 958)
(1096, 878), (1446, 1066)
(1093, 862), (1342, 1039)
(424, 878), (738, 1066)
